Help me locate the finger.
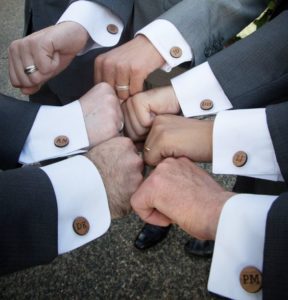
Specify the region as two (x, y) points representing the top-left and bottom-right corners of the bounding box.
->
(142, 211), (172, 227)
(131, 191), (171, 226)
(9, 44), (34, 88)
(102, 59), (116, 88)
(129, 70), (145, 96)
(21, 85), (41, 95)
(126, 98), (149, 137)
(8, 47), (21, 87)
(132, 95), (155, 129)
(122, 102), (140, 140)
(95, 55), (103, 84)
(20, 42), (43, 87)
(143, 127), (164, 166)
(115, 63), (130, 101)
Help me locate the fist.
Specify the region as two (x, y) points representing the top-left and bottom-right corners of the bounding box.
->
(87, 137), (144, 219)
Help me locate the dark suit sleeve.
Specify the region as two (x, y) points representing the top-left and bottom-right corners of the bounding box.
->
(0, 166), (58, 276)
(70, 0), (134, 27)
(262, 101), (288, 297)
(208, 11), (288, 109)
(263, 192), (288, 299)
(266, 101), (288, 183)
(0, 93), (41, 170)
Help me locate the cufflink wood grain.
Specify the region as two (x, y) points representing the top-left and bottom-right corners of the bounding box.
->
(170, 46), (182, 58)
(54, 135), (69, 148)
(107, 24), (119, 34)
(73, 217), (90, 236)
(200, 99), (214, 111)
(240, 266), (262, 293)
(233, 151), (248, 167)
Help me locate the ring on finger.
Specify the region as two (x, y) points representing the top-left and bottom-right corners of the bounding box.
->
(115, 84), (129, 91)
(144, 146), (151, 152)
(119, 121), (124, 133)
(24, 65), (38, 75)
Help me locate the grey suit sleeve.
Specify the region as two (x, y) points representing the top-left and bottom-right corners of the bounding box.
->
(0, 167), (58, 276)
(208, 11), (288, 109)
(158, 0), (267, 65)
(0, 93), (41, 170)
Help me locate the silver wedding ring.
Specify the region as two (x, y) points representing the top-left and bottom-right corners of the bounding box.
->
(24, 65), (38, 75)
(119, 121), (124, 133)
(115, 85), (129, 91)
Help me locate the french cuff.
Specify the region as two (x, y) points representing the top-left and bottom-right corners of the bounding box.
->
(208, 194), (277, 299)
(136, 19), (192, 72)
(41, 155), (110, 254)
(171, 62), (232, 117)
(19, 101), (89, 164)
(213, 109), (284, 181)
(57, 0), (123, 54)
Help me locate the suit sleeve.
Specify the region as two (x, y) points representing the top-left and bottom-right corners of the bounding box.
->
(0, 93), (40, 170)
(70, 0), (134, 27)
(208, 11), (288, 109)
(0, 166), (58, 276)
(266, 101), (288, 184)
(263, 192), (288, 299)
(158, 0), (267, 65)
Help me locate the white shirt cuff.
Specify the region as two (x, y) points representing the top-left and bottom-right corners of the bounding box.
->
(136, 19), (192, 72)
(171, 62), (233, 117)
(213, 109), (284, 181)
(208, 194), (277, 300)
(19, 101), (89, 164)
(57, 0), (123, 54)
(41, 155), (111, 254)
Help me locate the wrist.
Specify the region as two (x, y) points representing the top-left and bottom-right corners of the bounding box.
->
(135, 34), (165, 68)
(56, 21), (89, 52)
(207, 191), (236, 240)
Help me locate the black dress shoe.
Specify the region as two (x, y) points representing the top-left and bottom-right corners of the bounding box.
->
(134, 224), (171, 250)
(184, 238), (214, 258)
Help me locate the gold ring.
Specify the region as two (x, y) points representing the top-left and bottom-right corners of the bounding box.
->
(144, 146), (151, 152)
(115, 85), (129, 91)
(24, 65), (38, 75)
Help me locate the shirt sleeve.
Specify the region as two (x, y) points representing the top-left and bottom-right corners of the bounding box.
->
(19, 101), (89, 164)
(41, 155), (111, 254)
(136, 19), (192, 72)
(171, 62), (232, 117)
(213, 108), (284, 181)
(57, 0), (123, 54)
(208, 194), (277, 300)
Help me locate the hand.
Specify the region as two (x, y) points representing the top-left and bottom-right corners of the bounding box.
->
(87, 137), (144, 219)
(131, 158), (234, 240)
(8, 22), (89, 95)
(144, 115), (213, 166)
(79, 83), (124, 147)
(122, 86), (180, 141)
(95, 35), (165, 100)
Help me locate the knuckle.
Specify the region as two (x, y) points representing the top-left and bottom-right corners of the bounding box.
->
(95, 55), (104, 66)
(116, 61), (127, 72)
(130, 64), (143, 77)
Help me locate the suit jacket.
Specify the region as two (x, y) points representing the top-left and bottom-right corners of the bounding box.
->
(134, 0), (269, 64)
(25, 0), (270, 104)
(262, 102), (288, 299)
(204, 11), (288, 299)
(208, 11), (288, 110)
(0, 93), (58, 276)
